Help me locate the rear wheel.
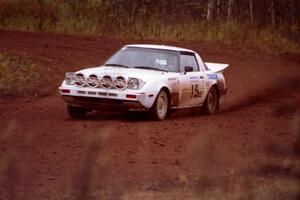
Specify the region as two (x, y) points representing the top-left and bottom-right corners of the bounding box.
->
(203, 87), (219, 115)
(150, 90), (169, 120)
(67, 105), (87, 119)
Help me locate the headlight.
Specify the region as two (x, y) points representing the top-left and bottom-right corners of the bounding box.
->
(87, 74), (99, 88)
(127, 78), (144, 90)
(65, 72), (76, 85)
(75, 73), (86, 86)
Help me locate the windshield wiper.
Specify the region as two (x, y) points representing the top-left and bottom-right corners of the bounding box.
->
(134, 66), (168, 72)
(104, 63), (129, 68)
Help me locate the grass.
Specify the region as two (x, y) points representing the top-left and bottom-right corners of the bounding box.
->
(0, 53), (51, 96)
(0, 1), (299, 54)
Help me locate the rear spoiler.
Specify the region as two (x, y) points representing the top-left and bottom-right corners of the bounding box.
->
(205, 62), (229, 73)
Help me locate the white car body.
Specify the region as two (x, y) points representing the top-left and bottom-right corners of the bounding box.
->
(59, 44), (229, 119)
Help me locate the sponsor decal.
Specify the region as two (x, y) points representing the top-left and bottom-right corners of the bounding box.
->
(208, 74), (218, 80)
(168, 77), (177, 81)
(189, 76), (198, 80)
(190, 76), (199, 82)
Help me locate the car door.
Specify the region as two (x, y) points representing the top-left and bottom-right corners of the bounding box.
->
(178, 53), (205, 107)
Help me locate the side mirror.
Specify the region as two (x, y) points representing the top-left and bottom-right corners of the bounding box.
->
(184, 66), (193, 74)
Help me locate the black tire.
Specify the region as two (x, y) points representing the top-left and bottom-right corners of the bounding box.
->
(67, 105), (87, 119)
(150, 89), (169, 120)
(203, 86), (219, 115)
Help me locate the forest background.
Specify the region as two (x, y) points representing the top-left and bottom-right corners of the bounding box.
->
(0, 0), (299, 53)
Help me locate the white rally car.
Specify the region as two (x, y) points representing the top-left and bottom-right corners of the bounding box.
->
(59, 44), (229, 120)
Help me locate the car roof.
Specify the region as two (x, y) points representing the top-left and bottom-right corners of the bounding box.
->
(125, 44), (195, 53)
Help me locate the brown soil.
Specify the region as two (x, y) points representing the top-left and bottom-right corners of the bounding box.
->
(0, 30), (300, 200)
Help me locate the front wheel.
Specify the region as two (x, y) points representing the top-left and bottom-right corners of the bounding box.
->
(67, 105), (87, 119)
(203, 87), (219, 115)
(150, 90), (169, 120)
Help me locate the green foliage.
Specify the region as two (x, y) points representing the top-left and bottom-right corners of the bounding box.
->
(0, 0), (299, 53)
(0, 53), (50, 96)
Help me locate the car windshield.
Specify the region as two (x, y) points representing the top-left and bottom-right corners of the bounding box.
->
(104, 47), (179, 72)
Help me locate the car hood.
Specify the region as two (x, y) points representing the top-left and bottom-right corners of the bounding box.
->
(76, 66), (170, 82)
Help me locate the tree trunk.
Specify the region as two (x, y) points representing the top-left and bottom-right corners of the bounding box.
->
(207, 0), (217, 22)
(217, 0), (221, 20)
(228, 0), (235, 22)
(295, 0), (299, 25)
(37, 0), (45, 30)
(249, 0), (253, 23)
(270, 0), (276, 27)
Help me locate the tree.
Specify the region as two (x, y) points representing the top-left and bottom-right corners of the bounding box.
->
(207, 0), (217, 22)
(217, 0), (221, 20)
(249, 0), (254, 23)
(270, 0), (276, 27)
(228, 0), (235, 22)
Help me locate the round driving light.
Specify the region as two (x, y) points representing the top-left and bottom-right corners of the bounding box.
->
(127, 78), (139, 90)
(100, 75), (113, 88)
(75, 73), (85, 86)
(114, 76), (126, 90)
(87, 74), (99, 87)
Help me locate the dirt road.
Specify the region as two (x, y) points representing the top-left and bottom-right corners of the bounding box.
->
(0, 30), (299, 199)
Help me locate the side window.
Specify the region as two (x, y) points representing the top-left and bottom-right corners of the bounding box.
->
(195, 53), (207, 71)
(180, 54), (199, 72)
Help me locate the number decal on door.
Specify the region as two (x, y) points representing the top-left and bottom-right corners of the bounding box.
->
(191, 84), (202, 98)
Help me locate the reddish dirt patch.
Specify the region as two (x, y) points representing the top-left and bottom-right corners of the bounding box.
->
(0, 30), (299, 199)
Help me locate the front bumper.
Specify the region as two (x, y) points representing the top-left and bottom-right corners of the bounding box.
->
(59, 86), (156, 111)
(62, 95), (146, 111)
